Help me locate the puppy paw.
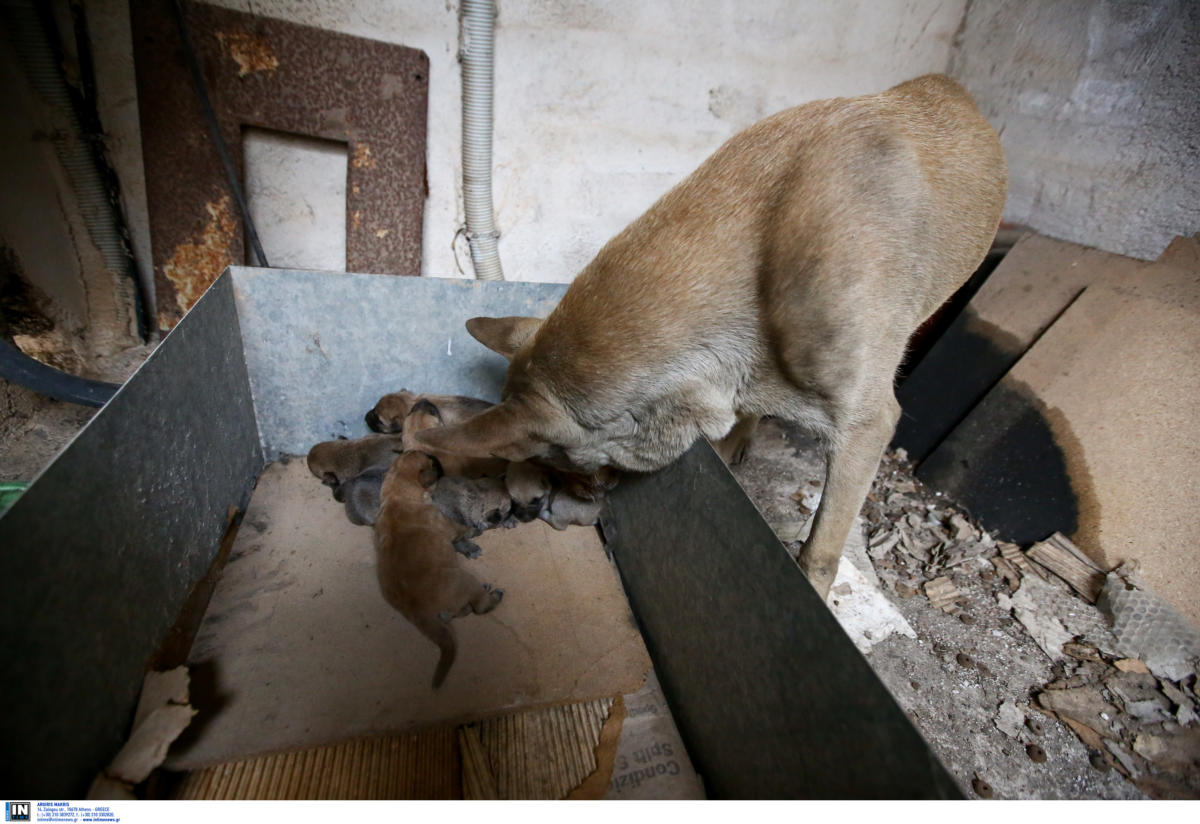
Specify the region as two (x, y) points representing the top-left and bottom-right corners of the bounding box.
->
(453, 538), (483, 559)
(489, 587), (505, 603)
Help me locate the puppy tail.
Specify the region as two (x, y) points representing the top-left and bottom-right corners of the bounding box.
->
(417, 615), (457, 689)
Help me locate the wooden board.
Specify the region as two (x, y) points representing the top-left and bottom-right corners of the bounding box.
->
(166, 459), (651, 768)
(172, 697), (622, 799)
(922, 242), (1200, 626)
(895, 234), (1140, 462)
(173, 728), (459, 799)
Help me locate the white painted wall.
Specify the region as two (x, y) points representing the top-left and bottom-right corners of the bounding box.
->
(243, 129), (348, 271)
(104, 0), (965, 285)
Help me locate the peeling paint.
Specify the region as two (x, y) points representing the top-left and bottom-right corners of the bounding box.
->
(215, 30), (279, 77)
(163, 197), (236, 325)
(351, 143), (376, 169)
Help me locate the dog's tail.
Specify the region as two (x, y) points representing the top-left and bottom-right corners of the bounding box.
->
(415, 614), (457, 689)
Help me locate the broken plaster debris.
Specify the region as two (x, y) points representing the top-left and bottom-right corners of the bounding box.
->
(995, 700), (1027, 739)
(998, 570), (1121, 661)
(727, 422), (1180, 798)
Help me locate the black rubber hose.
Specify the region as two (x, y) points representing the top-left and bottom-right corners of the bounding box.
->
(0, 339), (118, 407)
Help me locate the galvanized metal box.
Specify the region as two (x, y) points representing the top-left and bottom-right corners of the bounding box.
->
(0, 268), (956, 799)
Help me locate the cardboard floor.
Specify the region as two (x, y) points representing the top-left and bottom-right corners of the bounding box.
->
(167, 459), (652, 769)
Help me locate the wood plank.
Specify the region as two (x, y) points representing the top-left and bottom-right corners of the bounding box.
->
(896, 234), (1137, 461)
(922, 247), (1200, 626)
(1027, 532), (1106, 603)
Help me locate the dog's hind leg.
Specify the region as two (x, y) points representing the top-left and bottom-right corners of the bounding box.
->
(715, 413), (760, 465)
(414, 613), (457, 689)
(798, 394), (900, 600)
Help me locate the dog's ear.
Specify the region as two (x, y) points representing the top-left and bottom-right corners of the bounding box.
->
(417, 453), (444, 488)
(413, 398), (548, 462)
(465, 316), (544, 360)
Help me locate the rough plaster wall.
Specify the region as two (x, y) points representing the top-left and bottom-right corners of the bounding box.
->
(88, 0), (156, 325)
(950, 0), (1200, 261)
(103, 0), (964, 284)
(0, 22), (136, 370)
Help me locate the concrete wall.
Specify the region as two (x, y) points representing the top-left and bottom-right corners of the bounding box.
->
(951, 0), (1200, 261)
(98, 0), (966, 284)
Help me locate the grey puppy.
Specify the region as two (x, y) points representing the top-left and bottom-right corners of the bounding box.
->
(430, 476), (513, 558)
(540, 488), (604, 531)
(333, 467), (387, 526)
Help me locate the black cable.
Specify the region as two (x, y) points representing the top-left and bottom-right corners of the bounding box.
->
(168, 0), (270, 268)
(0, 339), (118, 407)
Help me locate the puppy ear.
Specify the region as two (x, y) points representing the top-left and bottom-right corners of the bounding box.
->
(413, 398), (547, 462)
(465, 316), (544, 360)
(417, 454), (444, 488)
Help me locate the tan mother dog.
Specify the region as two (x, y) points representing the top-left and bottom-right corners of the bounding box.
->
(417, 75), (1007, 599)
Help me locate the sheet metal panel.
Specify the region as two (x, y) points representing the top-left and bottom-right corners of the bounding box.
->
(604, 441), (962, 799)
(0, 273), (262, 797)
(228, 267), (566, 459)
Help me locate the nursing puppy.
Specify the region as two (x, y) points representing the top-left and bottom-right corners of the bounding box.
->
(431, 476), (513, 550)
(335, 467), (386, 526)
(504, 461), (552, 522)
(365, 390), (494, 434)
(415, 75), (1007, 599)
(307, 434), (404, 491)
(374, 451), (504, 688)
(540, 488), (603, 531)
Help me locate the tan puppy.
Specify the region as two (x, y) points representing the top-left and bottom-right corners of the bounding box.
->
(365, 390), (493, 434)
(414, 75), (1007, 599)
(401, 400), (508, 479)
(307, 434), (404, 491)
(374, 451), (504, 688)
(504, 461), (552, 522)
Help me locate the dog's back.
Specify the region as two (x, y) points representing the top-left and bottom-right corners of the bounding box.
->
(538, 75), (1005, 442)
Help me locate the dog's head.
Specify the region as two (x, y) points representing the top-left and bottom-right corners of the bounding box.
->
(307, 436), (405, 493)
(365, 389), (419, 433)
(412, 316), (635, 497)
(504, 461), (552, 521)
(388, 450), (445, 490)
(306, 439), (351, 489)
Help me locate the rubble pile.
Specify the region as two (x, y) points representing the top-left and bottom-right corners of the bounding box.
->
(856, 448), (1200, 799)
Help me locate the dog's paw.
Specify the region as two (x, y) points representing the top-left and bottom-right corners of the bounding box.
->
(489, 587), (505, 603)
(453, 538), (483, 559)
